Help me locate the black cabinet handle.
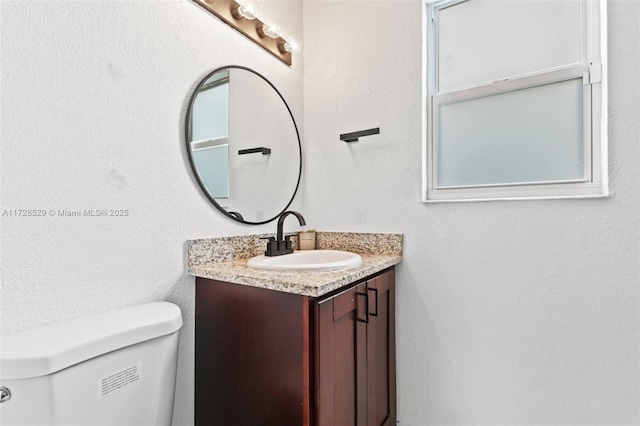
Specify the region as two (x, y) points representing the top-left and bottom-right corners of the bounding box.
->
(368, 287), (379, 317)
(356, 292), (369, 323)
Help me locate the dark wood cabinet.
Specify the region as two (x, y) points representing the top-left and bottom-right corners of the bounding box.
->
(195, 267), (395, 426)
(314, 269), (396, 426)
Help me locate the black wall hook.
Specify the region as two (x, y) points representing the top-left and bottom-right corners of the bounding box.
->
(340, 127), (380, 143)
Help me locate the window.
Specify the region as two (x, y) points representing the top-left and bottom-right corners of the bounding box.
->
(423, 0), (607, 202)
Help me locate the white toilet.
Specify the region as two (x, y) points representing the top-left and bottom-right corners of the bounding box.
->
(0, 302), (183, 426)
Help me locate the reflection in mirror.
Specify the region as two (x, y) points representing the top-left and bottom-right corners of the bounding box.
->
(190, 70), (231, 202)
(186, 66), (301, 224)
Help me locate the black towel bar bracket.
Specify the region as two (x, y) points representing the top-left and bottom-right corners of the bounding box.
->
(238, 147), (271, 155)
(340, 127), (380, 143)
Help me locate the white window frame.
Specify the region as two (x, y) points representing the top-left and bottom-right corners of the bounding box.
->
(423, 0), (608, 202)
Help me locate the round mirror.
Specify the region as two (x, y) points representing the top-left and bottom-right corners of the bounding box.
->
(186, 66), (302, 224)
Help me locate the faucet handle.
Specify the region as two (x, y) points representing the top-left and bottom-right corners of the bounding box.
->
(283, 233), (298, 251)
(260, 235), (278, 256)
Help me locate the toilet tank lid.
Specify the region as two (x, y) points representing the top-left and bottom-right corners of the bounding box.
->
(0, 302), (183, 380)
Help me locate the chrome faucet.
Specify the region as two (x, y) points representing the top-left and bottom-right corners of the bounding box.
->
(262, 210), (306, 256)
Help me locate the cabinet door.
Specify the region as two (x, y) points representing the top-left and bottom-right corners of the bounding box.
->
(366, 270), (396, 426)
(195, 278), (310, 426)
(315, 282), (368, 426)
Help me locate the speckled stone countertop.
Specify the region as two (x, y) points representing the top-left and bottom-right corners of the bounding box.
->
(188, 232), (402, 297)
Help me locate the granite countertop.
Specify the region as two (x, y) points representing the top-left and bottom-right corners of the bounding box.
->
(188, 232), (402, 297)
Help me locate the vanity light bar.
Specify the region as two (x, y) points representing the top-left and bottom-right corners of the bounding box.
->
(194, 0), (293, 66)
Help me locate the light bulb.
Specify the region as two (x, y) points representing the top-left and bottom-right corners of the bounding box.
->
(261, 20), (282, 38)
(284, 37), (301, 53)
(235, 0), (258, 20)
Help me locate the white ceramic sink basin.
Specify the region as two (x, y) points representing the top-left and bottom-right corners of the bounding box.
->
(247, 250), (362, 272)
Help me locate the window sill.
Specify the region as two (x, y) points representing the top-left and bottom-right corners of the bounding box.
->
(423, 183), (609, 203)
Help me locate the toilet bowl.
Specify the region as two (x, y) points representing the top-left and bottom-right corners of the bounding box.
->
(0, 302), (183, 426)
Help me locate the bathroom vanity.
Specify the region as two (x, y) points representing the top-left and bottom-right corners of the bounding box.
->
(184, 59), (399, 425)
(189, 232), (402, 426)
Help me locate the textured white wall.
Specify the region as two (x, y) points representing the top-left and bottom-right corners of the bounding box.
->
(0, 1), (302, 424)
(303, 1), (639, 424)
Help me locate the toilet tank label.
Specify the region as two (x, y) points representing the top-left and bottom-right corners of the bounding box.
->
(99, 363), (142, 398)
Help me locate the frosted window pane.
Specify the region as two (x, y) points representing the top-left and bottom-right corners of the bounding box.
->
(192, 145), (230, 198)
(437, 79), (584, 187)
(192, 83), (229, 141)
(438, 0), (583, 91)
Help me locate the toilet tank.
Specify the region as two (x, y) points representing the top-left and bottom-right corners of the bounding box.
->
(0, 302), (183, 426)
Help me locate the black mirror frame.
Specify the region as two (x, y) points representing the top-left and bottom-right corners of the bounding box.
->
(185, 65), (302, 225)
